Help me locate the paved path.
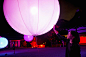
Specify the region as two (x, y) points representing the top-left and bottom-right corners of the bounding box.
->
(0, 46), (86, 57)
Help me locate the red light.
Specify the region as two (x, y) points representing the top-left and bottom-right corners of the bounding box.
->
(38, 44), (45, 48)
(79, 36), (86, 43)
(40, 45), (43, 47)
(31, 41), (37, 48)
(15, 44), (17, 47)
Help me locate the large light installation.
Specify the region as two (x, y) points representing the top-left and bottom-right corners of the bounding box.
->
(0, 37), (8, 49)
(3, 0), (60, 36)
(24, 35), (33, 42)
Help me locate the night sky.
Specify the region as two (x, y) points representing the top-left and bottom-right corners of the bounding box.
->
(0, 0), (86, 40)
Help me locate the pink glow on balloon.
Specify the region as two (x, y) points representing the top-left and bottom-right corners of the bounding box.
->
(30, 7), (38, 15)
(3, 0), (60, 36)
(24, 35), (33, 42)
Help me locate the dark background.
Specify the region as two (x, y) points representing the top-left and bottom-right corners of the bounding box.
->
(0, 0), (86, 40)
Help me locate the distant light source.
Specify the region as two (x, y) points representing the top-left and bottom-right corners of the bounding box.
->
(38, 44), (45, 48)
(43, 43), (44, 44)
(0, 37), (8, 49)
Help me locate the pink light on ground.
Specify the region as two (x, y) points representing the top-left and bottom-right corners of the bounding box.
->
(24, 35), (33, 42)
(3, 0), (60, 36)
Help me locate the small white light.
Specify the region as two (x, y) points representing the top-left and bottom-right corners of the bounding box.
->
(1, 42), (3, 44)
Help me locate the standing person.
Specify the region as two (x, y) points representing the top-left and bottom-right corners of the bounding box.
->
(53, 25), (81, 57)
(13, 42), (15, 54)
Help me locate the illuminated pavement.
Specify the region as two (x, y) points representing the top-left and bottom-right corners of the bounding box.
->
(0, 46), (86, 57)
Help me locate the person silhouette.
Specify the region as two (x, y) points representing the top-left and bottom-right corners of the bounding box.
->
(13, 42), (15, 54)
(53, 25), (81, 57)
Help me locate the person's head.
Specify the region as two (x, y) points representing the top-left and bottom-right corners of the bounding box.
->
(67, 31), (80, 43)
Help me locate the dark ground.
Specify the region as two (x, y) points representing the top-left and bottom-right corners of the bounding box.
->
(0, 46), (86, 57)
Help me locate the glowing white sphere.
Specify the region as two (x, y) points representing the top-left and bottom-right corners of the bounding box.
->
(24, 35), (33, 42)
(0, 37), (8, 49)
(3, 0), (60, 36)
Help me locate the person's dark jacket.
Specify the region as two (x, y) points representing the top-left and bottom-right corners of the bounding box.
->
(57, 34), (81, 57)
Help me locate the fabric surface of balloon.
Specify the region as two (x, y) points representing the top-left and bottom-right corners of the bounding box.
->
(3, 0), (60, 36)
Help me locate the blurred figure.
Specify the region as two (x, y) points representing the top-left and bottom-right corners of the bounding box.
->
(13, 42), (15, 54)
(53, 25), (81, 57)
(26, 42), (31, 47)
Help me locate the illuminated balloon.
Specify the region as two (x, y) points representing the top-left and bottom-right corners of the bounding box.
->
(0, 37), (8, 49)
(24, 35), (33, 42)
(3, 0), (60, 36)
